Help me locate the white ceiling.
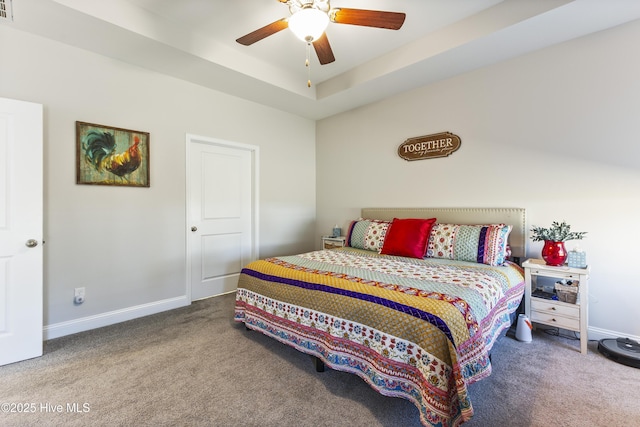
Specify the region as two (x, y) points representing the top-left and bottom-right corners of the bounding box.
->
(5, 0), (640, 119)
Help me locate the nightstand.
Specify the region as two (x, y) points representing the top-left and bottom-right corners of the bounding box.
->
(322, 236), (346, 249)
(522, 258), (590, 354)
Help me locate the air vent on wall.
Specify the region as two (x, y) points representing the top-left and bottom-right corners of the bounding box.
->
(0, 0), (13, 21)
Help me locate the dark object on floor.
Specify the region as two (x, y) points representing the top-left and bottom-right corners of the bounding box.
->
(314, 356), (325, 372)
(598, 337), (640, 369)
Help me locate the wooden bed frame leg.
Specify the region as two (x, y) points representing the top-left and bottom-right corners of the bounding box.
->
(314, 356), (325, 372)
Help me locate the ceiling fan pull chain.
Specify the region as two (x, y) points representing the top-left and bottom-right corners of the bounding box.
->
(306, 41), (312, 87)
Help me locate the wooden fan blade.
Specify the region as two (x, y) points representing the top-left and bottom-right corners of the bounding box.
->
(330, 8), (406, 30)
(313, 33), (335, 65)
(236, 18), (288, 46)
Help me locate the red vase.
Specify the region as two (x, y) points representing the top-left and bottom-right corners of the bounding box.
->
(542, 240), (567, 266)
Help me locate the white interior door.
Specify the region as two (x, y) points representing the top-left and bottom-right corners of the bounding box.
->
(0, 97), (43, 366)
(188, 136), (257, 301)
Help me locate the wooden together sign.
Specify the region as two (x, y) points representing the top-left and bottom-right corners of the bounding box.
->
(398, 132), (461, 161)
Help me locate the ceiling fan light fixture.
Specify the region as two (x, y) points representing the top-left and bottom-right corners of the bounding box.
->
(288, 8), (329, 42)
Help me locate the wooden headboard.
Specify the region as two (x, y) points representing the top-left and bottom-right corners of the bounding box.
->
(361, 207), (527, 259)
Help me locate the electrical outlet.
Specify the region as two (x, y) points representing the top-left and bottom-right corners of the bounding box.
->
(74, 287), (85, 305)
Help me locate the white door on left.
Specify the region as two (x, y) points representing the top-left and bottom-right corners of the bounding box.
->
(0, 97), (43, 366)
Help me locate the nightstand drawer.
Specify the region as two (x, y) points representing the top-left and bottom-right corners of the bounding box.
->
(531, 298), (579, 318)
(324, 241), (344, 249)
(528, 269), (579, 281)
(322, 236), (346, 249)
(531, 310), (580, 330)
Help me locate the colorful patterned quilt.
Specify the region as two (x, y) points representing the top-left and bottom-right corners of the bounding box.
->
(234, 247), (525, 427)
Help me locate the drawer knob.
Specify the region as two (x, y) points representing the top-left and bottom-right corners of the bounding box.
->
(550, 307), (556, 311)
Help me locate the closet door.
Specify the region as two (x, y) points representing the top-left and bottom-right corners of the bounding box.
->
(187, 135), (258, 300)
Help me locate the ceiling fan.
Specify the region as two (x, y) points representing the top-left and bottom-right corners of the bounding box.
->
(236, 0), (406, 66)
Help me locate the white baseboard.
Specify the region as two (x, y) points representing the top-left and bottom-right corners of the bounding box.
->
(44, 296), (190, 340)
(588, 326), (640, 342)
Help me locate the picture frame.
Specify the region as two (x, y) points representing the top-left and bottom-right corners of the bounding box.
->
(76, 121), (150, 187)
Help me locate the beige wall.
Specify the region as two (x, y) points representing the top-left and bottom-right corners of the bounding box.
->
(1, 26), (316, 337)
(316, 20), (640, 340)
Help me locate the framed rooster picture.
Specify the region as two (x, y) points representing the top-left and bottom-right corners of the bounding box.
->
(76, 121), (150, 187)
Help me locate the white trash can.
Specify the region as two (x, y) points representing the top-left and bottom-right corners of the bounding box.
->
(515, 314), (532, 342)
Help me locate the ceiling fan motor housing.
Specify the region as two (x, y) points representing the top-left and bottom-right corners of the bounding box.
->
(288, 0), (331, 15)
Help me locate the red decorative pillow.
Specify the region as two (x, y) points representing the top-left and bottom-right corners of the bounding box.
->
(380, 217), (437, 258)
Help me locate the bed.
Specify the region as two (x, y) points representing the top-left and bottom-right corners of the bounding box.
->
(235, 207), (526, 426)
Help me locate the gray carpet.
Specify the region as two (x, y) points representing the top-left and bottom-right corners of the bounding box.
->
(1, 293), (639, 426)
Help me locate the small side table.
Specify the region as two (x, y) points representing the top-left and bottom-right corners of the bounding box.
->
(322, 236), (346, 250)
(522, 258), (590, 354)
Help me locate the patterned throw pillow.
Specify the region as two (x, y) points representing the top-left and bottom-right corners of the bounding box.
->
(345, 218), (391, 252)
(426, 223), (512, 266)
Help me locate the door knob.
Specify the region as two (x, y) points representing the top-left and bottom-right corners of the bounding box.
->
(191, 226), (197, 232)
(25, 239), (38, 248)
